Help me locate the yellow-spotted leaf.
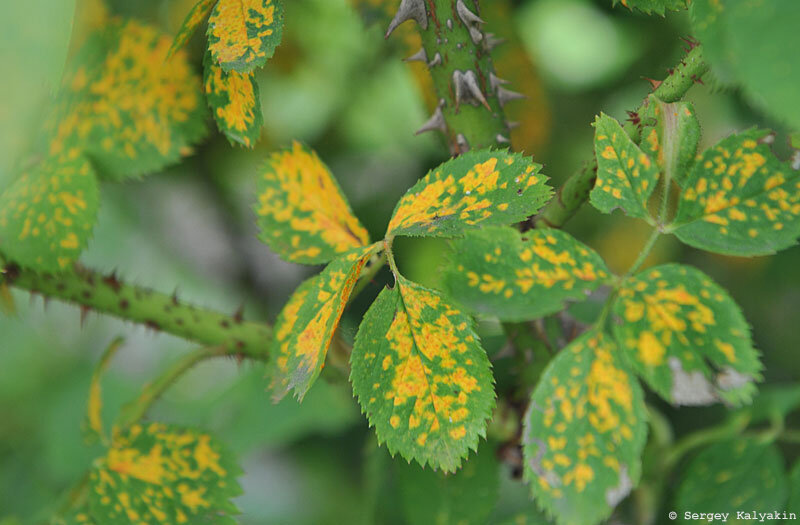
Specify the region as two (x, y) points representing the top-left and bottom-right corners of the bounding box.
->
(47, 19), (208, 180)
(611, 0), (687, 15)
(168, 0), (217, 56)
(0, 152), (99, 272)
(671, 129), (800, 256)
(590, 113), (660, 220)
(88, 423), (242, 524)
(270, 243), (380, 401)
(612, 264), (762, 406)
(638, 96), (701, 189)
(85, 338), (124, 442)
(203, 50), (263, 148)
(443, 226), (611, 322)
(350, 276), (495, 473)
(522, 330), (647, 525)
(207, 0), (284, 73)
(386, 149), (551, 238)
(256, 141), (370, 264)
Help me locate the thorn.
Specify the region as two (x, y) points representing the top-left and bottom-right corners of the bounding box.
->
(489, 72), (510, 92)
(643, 77), (662, 91)
(496, 86), (525, 107)
(626, 110), (641, 126)
(496, 134), (510, 144)
(416, 104), (447, 135)
(428, 52), (442, 67)
(452, 70), (490, 110)
(791, 151), (800, 171)
(80, 306), (90, 328)
(385, 0), (428, 39)
(404, 48), (428, 63)
(234, 304), (245, 324)
(507, 120), (520, 130)
(172, 289), (180, 306)
(680, 36), (700, 52)
(456, 0), (485, 25)
(103, 271), (121, 293)
(485, 33), (505, 51)
(691, 74), (704, 85)
(456, 134), (470, 154)
(447, 18), (453, 30)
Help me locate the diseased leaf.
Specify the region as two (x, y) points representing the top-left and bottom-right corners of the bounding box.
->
(611, 0), (687, 15)
(169, 0), (217, 56)
(522, 330), (647, 525)
(88, 423), (242, 524)
(675, 439), (787, 520)
(639, 96), (701, 189)
(443, 226), (611, 322)
(207, 0), (284, 73)
(612, 264), (762, 407)
(203, 50), (263, 148)
(85, 338), (124, 442)
(270, 243), (380, 401)
(396, 442), (500, 525)
(386, 149), (551, 238)
(591, 113), (660, 220)
(671, 129), (800, 256)
(52, 510), (96, 525)
(350, 276), (495, 473)
(48, 19), (208, 180)
(0, 152), (99, 272)
(255, 141), (370, 264)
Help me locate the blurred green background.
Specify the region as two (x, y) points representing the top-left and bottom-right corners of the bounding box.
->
(1, 0), (799, 523)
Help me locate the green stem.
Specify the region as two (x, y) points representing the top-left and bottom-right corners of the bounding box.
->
(662, 412), (750, 471)
(351, 251), (387, 299)
(533, 45), (709, 229)
(1, 261), (272, 360)
(626, 229), (661, 278)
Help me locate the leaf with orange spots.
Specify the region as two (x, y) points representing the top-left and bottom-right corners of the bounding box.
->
(207, 0), (284, 73)
(611, 0), (687, 15)
(88, 422), (242, 524)
(591, 113), (660, 221)
(522, 330), (647, 525)
(270, 243), (381, 401)
(386, 150), (551, 238)
(168, 0), (217, 56)
(53, 510), (96, 525)
(255, 142), (371, 264)
(350, 276), (495, 473)
(612, 264), (762, 407)
(0, 152), (99, 272)
(204, 50), (263, 148)
(670, 129), (800, 256)
(47, 19), (208, 180)
(443, 226), (611, 322)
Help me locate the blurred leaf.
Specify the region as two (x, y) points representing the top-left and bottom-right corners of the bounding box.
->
(169, 0), (217, 56)
(675, 439), (787, 519)
(639, 96), (701, 189)
(0, 152), (99, 272)
(737, 384), (800, 425)
(89, 423), (242, 524)
(85, 338), (124, 443)
(443, 226), (611, 322)
(386, 150), (551, 238)
(522, 330), (647, 525)
(255, 142), (370, 264)
(613, 264), (762, 406)
(789, 461), (800, 517)
(270, 243), (380, 401)
(203, 50), (263, 148)
(612, 0), (687, 15)
(672, 129), (800, 256)
(350, 276), (495, 473)
(207, 0), (284, 73)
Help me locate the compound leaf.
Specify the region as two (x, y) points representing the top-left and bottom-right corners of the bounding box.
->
(255, 141), (370, 264)
(270, 243), (380, 401)
(591, 113), (660, 220)
(386, 149), (551, 238)
(675, 439), (787, 520)
(0, 152), (99, 272)
(350, 276), (495, 473)
(207, 0), (284, 73)
(443, 226), (611, 322)
(48, 19), (208, 180)
(639, 96), (701, 189)
(168, 0), (217, 56)
(522, 330), (647, 525)
(672, 129), (800, 256)
(612, 264), (762, 406)
(88, 422), (242, 524)
(203, 50), (263, 148)
(611, 0), (687, 15)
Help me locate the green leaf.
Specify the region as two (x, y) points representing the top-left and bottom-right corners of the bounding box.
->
(52, 511), (96, 525)
(88, 422), (242, 524)
(612, 264), (761, 406)
(671, 129), (800, 256)
(0, 152), (99, 272)
(270, 243), (380, 401)
(207, 0), (284, 73)
(611, 0), (687, 15)
(203, 50), (263, 148)
(522, 330), (647, 525)
(47, 19), (208, 180)
(675, 439), (788, 520)
(639, 96), (701, 189)
(689, 0), (736, 84)
(386, 149), (551, 238)
(395, 443), (500, 525)
(350, 275), (495, 473)
(255, 141), (371, 264)
(789, 461), (800, 517)
(169, 0), (217, 56)
(442, 226), (611, 322)
(590, 113), (660, 220)
(737, 384), (800, 426)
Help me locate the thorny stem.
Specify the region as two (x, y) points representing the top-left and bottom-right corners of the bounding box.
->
(533, 45), (709, 229)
